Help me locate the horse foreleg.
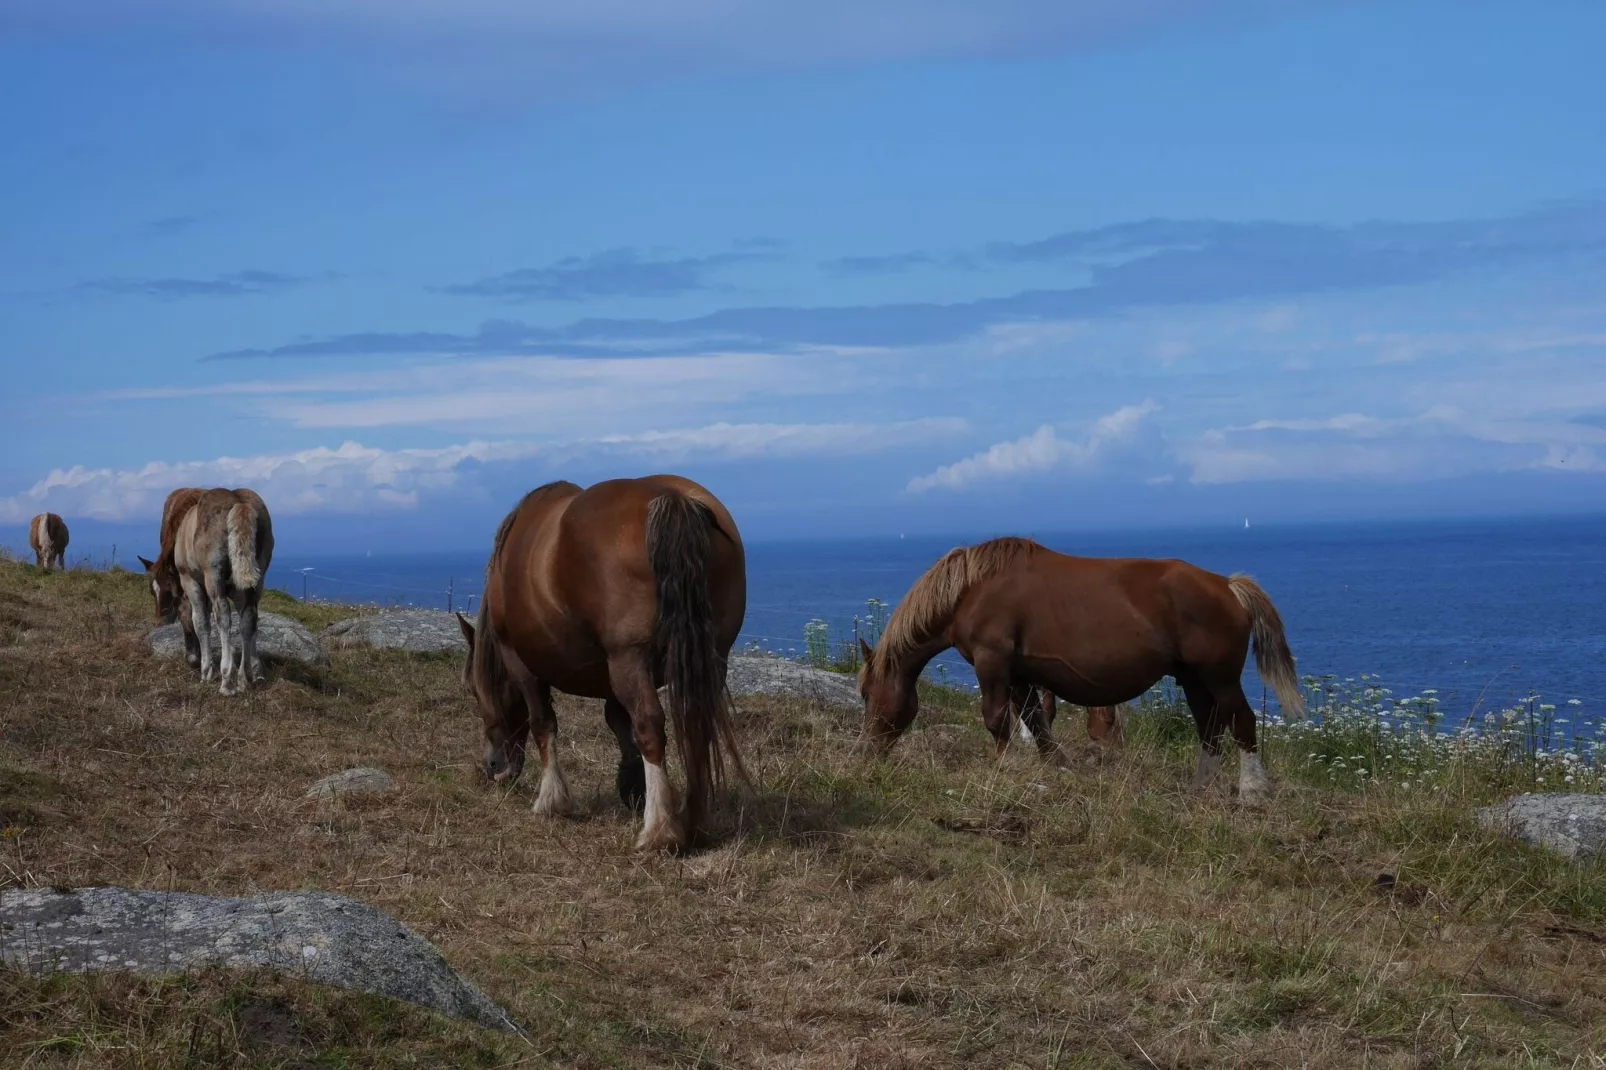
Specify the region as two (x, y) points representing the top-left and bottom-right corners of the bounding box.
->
(1018, 687), (1072, 768)
(610, 656), (685, 851)
(526, 680), (573, 817)
(977, 663), (1017, 760)
(605, 698), (646, 813)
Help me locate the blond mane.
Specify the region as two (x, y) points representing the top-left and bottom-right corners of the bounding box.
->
(871, 536), (1041, 677)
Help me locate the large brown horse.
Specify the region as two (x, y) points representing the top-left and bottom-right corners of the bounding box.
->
(858, 537), (1302, 804)
(140, 487), (206, 668)
(456, 476), (746, 852)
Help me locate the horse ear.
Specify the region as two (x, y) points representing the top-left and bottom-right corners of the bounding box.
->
(138, 555), (156, 571)
(858, 636), (874, 664)
(455, 611), (475, 648)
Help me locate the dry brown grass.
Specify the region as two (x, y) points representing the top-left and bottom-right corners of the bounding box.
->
(3, 560), (1606, 1068)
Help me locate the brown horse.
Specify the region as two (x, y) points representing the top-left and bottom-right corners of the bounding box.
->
(28, 513), (68, 571)
(456, 476), (745, 852)
(172, 488), (274, 695)
(140, 487), (206, 669)
(858, 537), (1302, 804)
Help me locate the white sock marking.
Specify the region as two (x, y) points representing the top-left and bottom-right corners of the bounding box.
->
(1239, 751), (1271, 800)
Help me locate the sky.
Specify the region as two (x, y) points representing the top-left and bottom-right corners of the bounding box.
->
(2, 0), (1605, 552)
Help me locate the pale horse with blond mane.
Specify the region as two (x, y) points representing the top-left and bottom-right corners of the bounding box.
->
(172, 488), (274, 695)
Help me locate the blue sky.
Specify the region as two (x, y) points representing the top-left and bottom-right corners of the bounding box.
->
(3, 0), (1605, 549)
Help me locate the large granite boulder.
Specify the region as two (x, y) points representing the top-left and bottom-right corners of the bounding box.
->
(725, 654), (861, 709)
(321, 611), (468, 654)
(1477, 793), (1606, 862)
(146, 611), (326, 667)
(0, 886), (522, 1035)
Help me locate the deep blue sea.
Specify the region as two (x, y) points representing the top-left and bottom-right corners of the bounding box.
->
(264, 515), (1606, 721)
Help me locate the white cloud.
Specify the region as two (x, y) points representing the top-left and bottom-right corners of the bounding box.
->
(0, 419), (965, 524)
(906, 400), (1159, 493)
(594, 418), (966, 459)
(1181, 406), (1606, 484)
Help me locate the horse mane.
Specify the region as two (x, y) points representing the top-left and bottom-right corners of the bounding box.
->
(873, 536), (1041, 676)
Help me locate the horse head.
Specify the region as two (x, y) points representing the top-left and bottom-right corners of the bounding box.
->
(857, 635), (916, 754)
(457, 611), (527, 785)
(138, 555), (184, 625)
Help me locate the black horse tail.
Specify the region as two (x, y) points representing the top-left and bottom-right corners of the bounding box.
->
(646, 491), (743, 826)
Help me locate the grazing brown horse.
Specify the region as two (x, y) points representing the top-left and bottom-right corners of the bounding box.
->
(172, 488), (274, 695)
(456, 476), (745, 852)
(140, 487), (206, 669)
(28, 513), (68, 571)
(858, 537), (1302, 804)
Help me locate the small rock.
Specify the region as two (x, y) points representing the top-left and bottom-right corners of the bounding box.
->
(1477, 793), (1606, 862)
(306, 767), (394, 800)
(724, 655), (861, 709)
(322, 612), (468, 654)
(0, 886), (522, 1035)
(147, 611), (326, 668)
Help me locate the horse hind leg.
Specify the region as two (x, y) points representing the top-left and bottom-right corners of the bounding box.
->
(1214, 678), (1271, 807)
(213, 588), (239, 696)
(609, 654), (685, 852)
(182, 577), (215, 682)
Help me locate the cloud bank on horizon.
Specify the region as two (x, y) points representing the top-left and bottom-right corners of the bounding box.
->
(3, 0), (1604, 540)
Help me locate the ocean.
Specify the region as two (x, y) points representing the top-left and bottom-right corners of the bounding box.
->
(263, 515), (1606, 722)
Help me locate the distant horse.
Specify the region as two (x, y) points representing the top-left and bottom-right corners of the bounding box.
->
(858, 537), (1302, 804)
(1012, 686), (1124, 754)
(172, 488), (274, 695)
(28, 513), (68, 571)
(140, 487), (206, 669)
(456, 476), (745, 852)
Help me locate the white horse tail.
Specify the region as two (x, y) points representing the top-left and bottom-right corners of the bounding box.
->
(227, 500), (261, 590)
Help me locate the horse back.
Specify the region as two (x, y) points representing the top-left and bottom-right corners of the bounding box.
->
(487, 476), (744, 693)
(959, 551), (1248, 670)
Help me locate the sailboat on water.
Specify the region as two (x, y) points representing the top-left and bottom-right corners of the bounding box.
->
(1244, 518), (1250, 530)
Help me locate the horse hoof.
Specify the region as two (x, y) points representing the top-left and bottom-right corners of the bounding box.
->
(1235, 788), (1271, 808)
(635, 816), (687, 853)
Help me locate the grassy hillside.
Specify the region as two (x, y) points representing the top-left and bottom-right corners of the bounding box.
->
(2, 559), (1604, 1067)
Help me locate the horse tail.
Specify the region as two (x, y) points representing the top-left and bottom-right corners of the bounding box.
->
(1228, 574), (1305, 719)
(646, 490), (743, 821)
(226, 499), (262, 590)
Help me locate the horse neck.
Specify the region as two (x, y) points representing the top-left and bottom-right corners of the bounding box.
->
(883, 631), (953, 690)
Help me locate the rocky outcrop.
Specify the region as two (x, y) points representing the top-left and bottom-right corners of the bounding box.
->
(1476, 793), (1606, 862)
(305, 767), (394, 800)
(147, 611), (326, 668)
(0, 886), (523, 1035)
(725, 655), (861, 709)
(321, 611), (467, 654)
